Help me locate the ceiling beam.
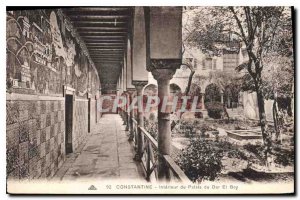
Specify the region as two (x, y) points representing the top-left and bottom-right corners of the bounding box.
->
(88, 48), (124, 50)
(78, 32), (127, 36)
(85, 42), (125, 45)
(65, 7), (131, 12)
(88, 47), (124, 50)
(76, 27), (127, 31)
(90, 52), (124, 57)
(72, 20), (128, 26)
(86, 43), (125, 46)
(77, 31), (127, 34)
(93, 59), (122, 62)
(90, 54), (124, 57)
(89, 48), (124, 52)
(84, 38), (125, 44)
(81, 35), (125, 39)
(95, 60), (122, 63)
(90, 52), (123, 55)
(92, 58), (123, 61)
(68, 15), (129, 20)
(91, 57), (123, 60)
(92, 56), (123, 58)
(90, 52), (124, 54)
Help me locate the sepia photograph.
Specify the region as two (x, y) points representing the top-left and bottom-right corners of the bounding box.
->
(5, 4), (295, 195)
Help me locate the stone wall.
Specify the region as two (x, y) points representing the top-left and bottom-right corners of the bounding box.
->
(242, 91), (273, 120)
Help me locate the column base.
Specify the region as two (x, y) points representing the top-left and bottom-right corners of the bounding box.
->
(133, 153), (143, 162)
(128, 132), (134, 141)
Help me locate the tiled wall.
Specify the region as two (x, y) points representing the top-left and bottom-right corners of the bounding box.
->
(90, 99), (97, 132)
(73, 100), (88, 151)
(6, 8), (101, 181)
(6, 99), (65, 180)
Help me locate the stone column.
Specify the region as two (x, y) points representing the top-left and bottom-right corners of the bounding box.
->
(150, 64), (179, 181)
(124, 91), (130, 131)
(122, 92), (127, 126)
(228, 96), (231, 108)
(127, 89), (135, 140)
(132, 81), (148, 161)
(221, 92), (224, 104)
(201, 93), (205, 110)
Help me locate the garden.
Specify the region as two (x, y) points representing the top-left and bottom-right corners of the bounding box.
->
(144, 105), (294, 183)
(141, 6), (294, 184)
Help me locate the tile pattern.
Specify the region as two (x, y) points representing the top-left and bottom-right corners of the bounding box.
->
(6, 100), (65, 180)
(72, 100), (88, 151)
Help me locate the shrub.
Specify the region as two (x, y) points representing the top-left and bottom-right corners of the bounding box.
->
(176, 139), (223, 182)
(273, 147), (294, 166)
(180, 120), (195, 138)
(243, 144), (265, 164)
(176, 137), (248, 182)
(205, 101), (224, 119)
(144, 117), (158, 140)
(274, 153), (290, 166)
(195, 112), (203, 118)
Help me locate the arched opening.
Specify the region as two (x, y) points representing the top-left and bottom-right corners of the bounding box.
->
(143, 84), (158, 117)
(189, 83), (201, 96)
(224, 84), (240, 108)
(170, 83), (182, 95)
(143, 84), (158, 96)
(204, 83), (221, 103)
(188, 83), (202, 108)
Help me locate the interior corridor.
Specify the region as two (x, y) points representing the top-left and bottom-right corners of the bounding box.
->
(53, 114), (145, 181)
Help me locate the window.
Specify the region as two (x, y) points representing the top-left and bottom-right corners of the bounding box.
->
(213, 59), (217, 70)
(194, 58), (198, 69)
(223, 52), (239, 71)
(202, 59), (206, 70)
(206, 58), (213, 70)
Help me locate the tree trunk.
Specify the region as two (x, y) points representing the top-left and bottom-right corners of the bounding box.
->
(222, 96), (230, 121)
(223, 104), (230, 121)
(184, 70), (195, 95)
(273, 98), (280, 142)
(256, 89), (272, 165)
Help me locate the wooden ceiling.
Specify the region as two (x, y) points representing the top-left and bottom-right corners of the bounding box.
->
(63, 7), (133, 93)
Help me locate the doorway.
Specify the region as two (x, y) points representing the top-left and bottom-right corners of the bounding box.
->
(88, 98), (91, 133)
(65, 94), (73, 154)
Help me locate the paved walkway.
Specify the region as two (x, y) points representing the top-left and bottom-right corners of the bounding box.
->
(53, 114), (145, 181)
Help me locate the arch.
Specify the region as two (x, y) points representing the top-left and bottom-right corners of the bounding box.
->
(143, 83), (158, 96)
(189, 83), (201, 96)
(189, 83), (202, 108)
(170, 83), (182, 95)
(224, 84), (240, 108)
(204, 83), (221, 103)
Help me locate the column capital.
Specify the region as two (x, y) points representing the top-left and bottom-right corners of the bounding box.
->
(147, 59), (181, 81)
(126, 88), (136, 95)
(126, 88), (135, 93)
(147, 59), (182, 72)
(132, 80), (148, 91)
(151, 68), (177, 81)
